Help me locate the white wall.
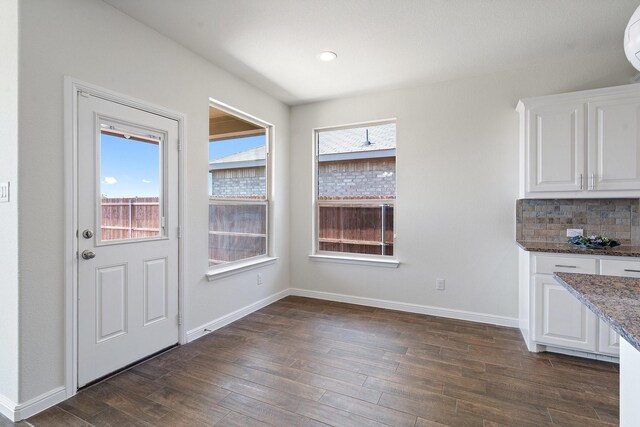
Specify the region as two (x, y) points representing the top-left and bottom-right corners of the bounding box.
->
(13, 0), (639, 412)
(290, 50), (637, 322)
(0, 0), (20, 407)
(17, 0), (289, 404)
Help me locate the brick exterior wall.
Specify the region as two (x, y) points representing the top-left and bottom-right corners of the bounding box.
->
(318, 157), (396, 199)
(516, 198), (640, 245)
(211, 167), (266, 198)
(212, 157), (396, 200)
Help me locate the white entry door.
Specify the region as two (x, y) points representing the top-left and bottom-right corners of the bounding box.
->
(77, 93), (179, 387)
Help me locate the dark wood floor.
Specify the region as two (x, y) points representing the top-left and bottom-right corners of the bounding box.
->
(3, 296), (619, 426)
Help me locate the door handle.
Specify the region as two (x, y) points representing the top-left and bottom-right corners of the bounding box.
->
(81, 250), (96, 260)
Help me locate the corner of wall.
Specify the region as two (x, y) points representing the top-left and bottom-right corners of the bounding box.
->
(0, 0), (20, 410)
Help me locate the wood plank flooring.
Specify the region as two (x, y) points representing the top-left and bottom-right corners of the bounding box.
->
(3, 296), (619, 426)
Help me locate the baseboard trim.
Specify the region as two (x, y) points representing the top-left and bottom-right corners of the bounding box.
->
(290, 288), (519, 328)
(0, 386), (67, 421)
(0, 392), (16, 421)
(541, 345), (620, 363)
(186, 289), (290, 342)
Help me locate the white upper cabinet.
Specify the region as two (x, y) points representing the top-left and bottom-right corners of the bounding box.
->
(518, 84), (640, 198)
(527, 103), (585, 193)
(588, 95), (640, 191)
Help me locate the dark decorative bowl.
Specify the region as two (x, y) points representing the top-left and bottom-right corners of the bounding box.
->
(568, 235), (621, 249)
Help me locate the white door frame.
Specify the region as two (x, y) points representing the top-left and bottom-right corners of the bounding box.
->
(63, 77), (187, 397)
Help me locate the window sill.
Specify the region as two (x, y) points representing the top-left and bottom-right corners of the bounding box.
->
(309, 254), (400, 268)
(206, 257), (278, 281)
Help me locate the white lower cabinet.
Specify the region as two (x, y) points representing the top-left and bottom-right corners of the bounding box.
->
(520, 251), (625, 358)
(600, 258), (640, 277)
(595, 258), (640, 356)
(598, 319), (621, 356)
(533, 274), (597, 351)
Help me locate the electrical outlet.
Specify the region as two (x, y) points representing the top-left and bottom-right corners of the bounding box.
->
(257, 273), (263, 286)
(567, 228), (583, 238)
(436, 278), (445, 291)
(0, 182), (9, 203)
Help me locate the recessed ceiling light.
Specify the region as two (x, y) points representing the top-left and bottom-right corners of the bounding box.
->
(317, 51), (337, 62)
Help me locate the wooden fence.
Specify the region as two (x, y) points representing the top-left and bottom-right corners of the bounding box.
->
(101, 198), (392, 259)
(209, 202), (267, 265)
(319, 204), (394, 256)
(101, 197), (160, 240)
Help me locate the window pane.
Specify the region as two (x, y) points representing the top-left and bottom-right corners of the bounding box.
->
(208, 202), (267, 265)
(319, 204), (393, 256)
(209, 135), (266, 199)
(318, 123), (396, 200)
(208, 112), (268, 266)
(100, 131), (161, 242)
(317, 122), (396, 257)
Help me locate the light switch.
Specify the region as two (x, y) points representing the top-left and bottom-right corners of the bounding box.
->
(0, 182), (10, 203)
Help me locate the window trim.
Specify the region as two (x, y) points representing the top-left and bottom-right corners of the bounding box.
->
(206, 256), (279, 281)
(207, 99), (274, 276)
(312, 119), (398, 263)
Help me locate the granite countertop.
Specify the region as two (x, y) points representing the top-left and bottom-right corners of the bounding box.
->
(554, 272), (640, 352)
(517, 240), (640, 257)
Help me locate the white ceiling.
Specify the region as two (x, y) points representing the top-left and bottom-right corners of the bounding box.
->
(103, 0), (639, 105)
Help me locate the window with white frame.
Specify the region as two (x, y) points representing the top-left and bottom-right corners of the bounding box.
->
(315, 121), (396, 257)
(208, 104), (270, 267)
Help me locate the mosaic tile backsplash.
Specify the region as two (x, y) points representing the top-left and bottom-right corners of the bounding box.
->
(516, 199), (640, 245)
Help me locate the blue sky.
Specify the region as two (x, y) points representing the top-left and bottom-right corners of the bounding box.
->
(209, 135), (265, 161)
(100, 134), (266, 198)
(100, 133), (160, 198)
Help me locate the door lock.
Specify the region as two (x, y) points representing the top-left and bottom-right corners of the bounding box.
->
(81, 250), (96, 260)
(82, 229), (94, 239)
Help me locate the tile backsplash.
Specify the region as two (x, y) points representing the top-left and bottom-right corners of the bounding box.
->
(516, 199), (640, 245)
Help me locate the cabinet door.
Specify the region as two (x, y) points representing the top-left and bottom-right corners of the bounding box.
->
(596, 258), (640, 355)
(533, 275), (597, 351)
(527, 103), (585, 193)
(588, 96), (640, 191)
(598, 319), (620, 356)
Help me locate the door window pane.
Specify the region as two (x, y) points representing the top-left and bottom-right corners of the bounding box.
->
(99, 130), (162, 242)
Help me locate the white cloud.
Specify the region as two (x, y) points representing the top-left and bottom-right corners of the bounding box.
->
(142, 179), (151, 184)
(104, 176), (118, 185)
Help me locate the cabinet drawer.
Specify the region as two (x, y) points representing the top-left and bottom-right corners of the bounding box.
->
(534, 255), (596, 275)
(600, 259), (640, 278)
